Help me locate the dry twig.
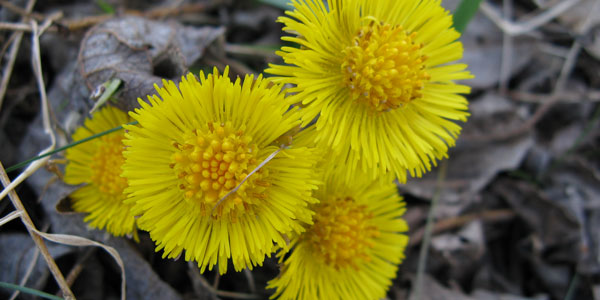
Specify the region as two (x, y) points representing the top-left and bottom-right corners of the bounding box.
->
(0, 0), (36, 112)
(499, 0), (514, 94)
(480, 0), (581, 36)
(9, 230), (42, 300)
(414, 161), (447, 300)
(65, 248), (96, 287)
(510, 90), (600, 103)
(187, 262), (260, 299)
(0, 17), (76, 299)
(409, 209), (516, 247)
(0, 162), (75, 299)
(0, 18), (55, 203)
(464, 0), (597, 143)
(0, 22), (32, 31)
(0, 210), (22, 226)
(62, 2), (220, 31)
(225, 44), (281, 60)
(0, 0), (44, 21)
(243, 268), (257, 294)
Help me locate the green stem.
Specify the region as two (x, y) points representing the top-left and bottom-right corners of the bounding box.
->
(564, 273), (579, 300)
(0, 281), (64, 300)
(414, 160), (448, 299)
(5, 121), (138, 173)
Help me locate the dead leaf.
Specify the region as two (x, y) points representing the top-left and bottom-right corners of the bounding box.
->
(0, 233), (71, 287)
(458, 11), (534, 89)
(556, 0), (600, 32)
(472, 289), (550, 300)
(431, 221), (486, 284)
(546, 163), (600, 276)
(17, 43), (190, 300)
(78, 16), (224, 111)
(409, 274), (474, 300)
(493, 179), (581, 258)
(400, 93), (533, 218)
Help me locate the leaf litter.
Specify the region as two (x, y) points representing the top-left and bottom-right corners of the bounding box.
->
(1, 0), (599, 299)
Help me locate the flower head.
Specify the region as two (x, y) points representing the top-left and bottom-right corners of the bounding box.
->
(64, 106), (136, 238)
(122, 67), (320, 274)
(268, 168), (409, 300)
(268, 0), (473, 183)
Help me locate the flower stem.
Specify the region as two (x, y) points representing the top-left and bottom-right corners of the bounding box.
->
(414, 160), (448, 298)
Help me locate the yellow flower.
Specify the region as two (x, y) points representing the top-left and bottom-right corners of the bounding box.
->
(122, 68), (320, 274)
(268, 0), (473, 183)
(268, 168), (409, 300)
(64, 106), (137, 238)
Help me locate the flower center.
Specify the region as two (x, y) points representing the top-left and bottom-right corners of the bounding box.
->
(90, 134), (128, 198)
(170, 121), (268, 220)
(341, 21), (430, 112)
(307, 196), (379, 270)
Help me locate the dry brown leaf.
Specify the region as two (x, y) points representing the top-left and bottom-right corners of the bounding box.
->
(78, 16), (224, 111)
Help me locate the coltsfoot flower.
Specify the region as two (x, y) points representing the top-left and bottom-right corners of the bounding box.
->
(268, 0), (473, 183)
(64, 106), (137, 238)
(268, 168), (409, 300)
(122, 67), (320, 274)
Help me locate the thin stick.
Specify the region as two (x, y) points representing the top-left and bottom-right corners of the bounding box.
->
(509, 90), (600, 103)
(211, 147), (284, 214)
(0, 0), (35, 110)
(38, 12), (63, 36)
(409, 209), (515, 247)
(462, 27), (590, 143)
(0, 22), (32, 31)
(554, 40), (581, 95)
(31, 20), (53, 141)
(62, 2), (218, 31)
(0, 210), (22, 226)
(10, 239), (42, 300)
(189, 264), (260, 299)
(0, 0), (43, 20)
(552, 0), (599, 94)
(480, 0), (581, 36)
(65, 248), (96, 287)
(0, 28), (25, 111)
(0, 18), (74, 299)
(414, 160), (447, 299)
(212, 271), (220, 289)
(243, 268), (257, 294)
(0, 17), (58, 202)
(0, 31), (18, 60)
(225, 44), (280, 60)
(499, 0), (513, 94)
(27, 228), (126, 300)
(0, 163), (75, 299)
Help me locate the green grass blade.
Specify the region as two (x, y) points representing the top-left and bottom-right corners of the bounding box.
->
(89, 78), (122, 114)
(0, 281), (64, 300)
(453, 0), (484, 33)
(5, 121), (138, 173)
(96, 0), (116, 14)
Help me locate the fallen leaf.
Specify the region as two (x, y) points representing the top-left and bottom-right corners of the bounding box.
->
(0, 233), (71, 287)
(400, 93), (534, 218)
(78, 16), (224, 111)
(409, 274), (474, 300)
